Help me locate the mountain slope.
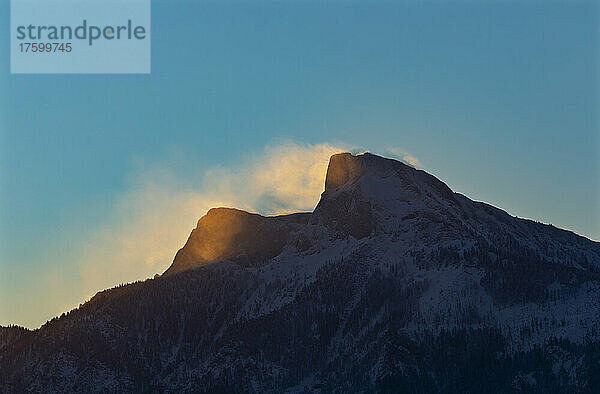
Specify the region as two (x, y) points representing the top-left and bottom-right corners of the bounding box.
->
(2, 152), (599, 393)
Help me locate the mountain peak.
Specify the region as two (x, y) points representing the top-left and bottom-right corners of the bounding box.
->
(165, 152), (456, 274)
(164, 207), (308, 276)
(164, 152), (600, 276)
(324, 153), (365, 190)
(324, 152), (415, 191)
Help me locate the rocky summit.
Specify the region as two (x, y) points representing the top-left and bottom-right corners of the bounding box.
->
(2, 153), (600, 393)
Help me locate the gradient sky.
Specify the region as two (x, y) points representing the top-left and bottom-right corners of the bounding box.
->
(1, 0), (599, 328)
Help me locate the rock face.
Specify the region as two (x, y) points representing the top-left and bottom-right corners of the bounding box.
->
(164, 208), (309, 275)
(2, 152), (600, 393)
(323, 152), (365, 190)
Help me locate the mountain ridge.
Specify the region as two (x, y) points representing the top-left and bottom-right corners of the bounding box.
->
(164, 152), (600, 277)
(2, 152), (599, 393)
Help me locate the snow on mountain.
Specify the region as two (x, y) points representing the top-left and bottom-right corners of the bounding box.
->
(2, 152), (599, 393)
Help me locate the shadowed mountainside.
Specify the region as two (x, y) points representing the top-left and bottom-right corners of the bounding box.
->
(2, 152), (600, 393)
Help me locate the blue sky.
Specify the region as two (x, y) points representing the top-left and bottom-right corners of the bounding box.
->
(1, 0), (598, 328)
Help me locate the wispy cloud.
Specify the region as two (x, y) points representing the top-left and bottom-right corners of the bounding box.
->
(77, 141), (347, 300)
(385, 147), (423, 168)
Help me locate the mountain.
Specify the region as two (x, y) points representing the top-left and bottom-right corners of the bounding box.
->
(2, 152), (599, 393)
